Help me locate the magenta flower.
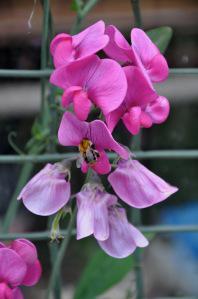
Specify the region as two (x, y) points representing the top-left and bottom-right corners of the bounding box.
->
(18, 163), (71, 216)
(0, 239), (41, 299)
(50, 55), (127, 121)
(98, 205), (148, 258)
(106, 66), (170, 134)
(50, 20), (109, 68)
(76, 183), (148, 258)
(104, 25), (169, 85)
(108, 159), (178, 208)
(58, 112), (129, 174)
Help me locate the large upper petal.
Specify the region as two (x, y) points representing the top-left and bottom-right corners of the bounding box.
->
(98, 207), (148, 258)
(19, 164), (71, 216)
(73, 20), (109, 59)
(10, 239), (37, 265)
(87, 58), (127, 115)
(0, 248), (27, 287)
(131, 28), (169, 82)
(58, 112), (89, 146)
(108, 159), (178, 208)
(50, 55), (100, 90)
(88, 120), (129, 159)
(22, 260), (42, 286)
(104, 25), (134, 63)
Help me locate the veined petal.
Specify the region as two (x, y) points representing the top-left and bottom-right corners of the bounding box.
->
(145, 96), (170, 124)
(88, 58), (127, 115)
(147, 53), (169, 82)
(88, 120), (129, 159)
(0, 248), (27, 287)
(19, 164), (71, 216)
(98, 207), (148, 258)
(108, 159), (178, 208)
(73, 20), (109, 59)
(50, 55), (100, 90)
(104, 25), (134, 63)
(58, 112), (89, 146)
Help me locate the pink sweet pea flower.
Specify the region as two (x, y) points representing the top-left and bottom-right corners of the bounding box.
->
(76, 183), (117, 240)
(106, 66), (170, 134)
(18, 162), (71, 216)
(98, 205), (148, 258)
(58, 112), (129, 174)
(108, 159), (178, 209)
(104, 25), (169, 85)
(50, 55), (127, 121)
(50, 20), (109, 68)
(0, 239), (41, 299)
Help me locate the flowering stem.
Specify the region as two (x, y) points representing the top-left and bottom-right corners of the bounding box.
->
(130, 0), (142, 28)
(45, 205), (77, 299)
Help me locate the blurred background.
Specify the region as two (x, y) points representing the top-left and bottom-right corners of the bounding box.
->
(0, 0), (198, 298)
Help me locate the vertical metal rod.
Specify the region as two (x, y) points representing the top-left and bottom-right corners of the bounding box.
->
(131, 0), (142, 28)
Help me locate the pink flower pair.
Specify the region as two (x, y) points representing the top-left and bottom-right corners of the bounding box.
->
(0, 239), (41, 299)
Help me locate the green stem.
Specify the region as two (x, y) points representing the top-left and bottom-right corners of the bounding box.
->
(45, 206), (77, 299)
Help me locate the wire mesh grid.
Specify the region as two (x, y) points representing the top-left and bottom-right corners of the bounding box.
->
(0, 0), (197, 298)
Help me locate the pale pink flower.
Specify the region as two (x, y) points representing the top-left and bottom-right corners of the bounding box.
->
(50, 20), (109, 68)
(0, 239), (41, 299)
(58, 112), (129, 174)
(104, 25), (169, 85)
(76, 184), (148, 258)
(106, 66), (170, 134)
(50, 55), (127, 121)
(18, 163), (71, 216)
(108, 159), (178, 208)
(98, 205), (148, 258)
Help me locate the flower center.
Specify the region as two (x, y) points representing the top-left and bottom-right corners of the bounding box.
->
(79, 139), (100, 165)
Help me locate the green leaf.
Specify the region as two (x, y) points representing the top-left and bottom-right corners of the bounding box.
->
(73, 249), (134, 299)
(146, 26), (173, 53)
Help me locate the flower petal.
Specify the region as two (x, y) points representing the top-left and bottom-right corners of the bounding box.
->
(73, 20), (109, 59)
(105, 105), (125, 133)
(104, 25), (133, 63)
(131, 28), (168, 82)
(73, 90), (92, 121)
(108, 159), (178, 208)
(88, 120), (129, 159)
(0, 248), (27, 287)
(50, 55), (100, 90)
(123, 66), (157, 108)
(91, 151), (111, 175)
(61, 86), (82, 107)
(87, 58), (127, 115)
(122, 106), (142, 135)
(145, 96), (170, 124)
(10, 239), (37, 265)
(22, 260), (42, 286)
(50, 33), (73, 68)
(19, 164), (71, 216)
(0, 283), (12, 299)
(58, 111), (88, 146)
(98, 207), (148, 258)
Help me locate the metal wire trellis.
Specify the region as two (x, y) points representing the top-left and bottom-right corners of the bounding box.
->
(0, 0), (197, 298)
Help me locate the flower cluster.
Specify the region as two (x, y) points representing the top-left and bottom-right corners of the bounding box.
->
(0, 239), (41, 299)
(18, 21), (178, 259)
